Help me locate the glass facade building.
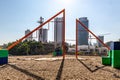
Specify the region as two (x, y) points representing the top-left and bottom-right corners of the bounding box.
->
(78, 17), (89, 45)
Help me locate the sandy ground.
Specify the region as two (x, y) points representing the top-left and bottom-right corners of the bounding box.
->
(0, 55), (120, 80)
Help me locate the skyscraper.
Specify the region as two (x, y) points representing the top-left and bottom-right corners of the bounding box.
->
(78, 17), (89, 45)
(25, 29), (33, 41)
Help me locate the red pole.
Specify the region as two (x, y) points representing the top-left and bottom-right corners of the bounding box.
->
(63, 9), (65, 59)
(7, 9), (65, 50)
(76, 19), (78, 59)
(76, 19), (110, 50)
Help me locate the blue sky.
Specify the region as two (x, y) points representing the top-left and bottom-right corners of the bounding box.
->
(0, 0), (120, 45)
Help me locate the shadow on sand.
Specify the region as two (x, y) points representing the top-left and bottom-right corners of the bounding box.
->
(8, 64), (45, 80)
(0, 64), (8, 71)
(56, 59), (64, 80)
(77, 59), (105, 73)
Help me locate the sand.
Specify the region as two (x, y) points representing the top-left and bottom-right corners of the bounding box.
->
(0, 55), (120, 80)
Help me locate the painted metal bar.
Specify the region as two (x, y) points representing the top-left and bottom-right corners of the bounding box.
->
(7, 9), (65, 50)
(76, 19), (110, 50)
(76, 19), (78, 59)
(62, 9), (65, 59)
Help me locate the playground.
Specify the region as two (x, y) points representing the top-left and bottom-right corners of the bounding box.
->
(0, 55), (120, 80)
(0, 8), (120, 80)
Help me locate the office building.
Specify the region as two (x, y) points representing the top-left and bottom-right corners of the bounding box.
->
(78, 17), (89, 45)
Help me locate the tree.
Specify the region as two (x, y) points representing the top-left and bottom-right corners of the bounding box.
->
(7, 40), (55, 55)
(17, 42), (30, 55)
(28, 41), (44, 55)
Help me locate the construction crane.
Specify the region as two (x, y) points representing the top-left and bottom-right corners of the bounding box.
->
(65, 39), (75, 41)
(89, 33), (111, 46)
(98, 33), (111, 36)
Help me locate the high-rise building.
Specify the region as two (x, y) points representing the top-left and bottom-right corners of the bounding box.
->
(97, 36), (104, 47)
(78, 17), (89, 45)
(25, 29), (33, 41)
(54, 17), (63, 47)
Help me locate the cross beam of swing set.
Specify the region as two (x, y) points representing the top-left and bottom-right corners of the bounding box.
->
(7, 9), (66, 59)
(76, 19), (110, 59)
